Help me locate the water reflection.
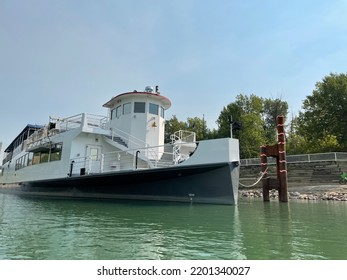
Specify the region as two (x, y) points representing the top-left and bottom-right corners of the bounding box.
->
(1, 193), (347, 260)
(237, 199), (347, 260)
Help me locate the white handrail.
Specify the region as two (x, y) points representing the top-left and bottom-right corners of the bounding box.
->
(69, 143), (177, 175)
(170, 130), (196, 143)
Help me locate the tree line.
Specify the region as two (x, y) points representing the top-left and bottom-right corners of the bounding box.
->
(165, 73), (347, 159)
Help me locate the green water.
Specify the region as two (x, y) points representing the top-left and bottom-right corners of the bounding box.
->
(0, 193), (347, 260)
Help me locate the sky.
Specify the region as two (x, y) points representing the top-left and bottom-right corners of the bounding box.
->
(1, 0), (347, 151)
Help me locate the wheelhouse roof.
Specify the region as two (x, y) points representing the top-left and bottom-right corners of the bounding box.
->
(103, 91), (172, 110)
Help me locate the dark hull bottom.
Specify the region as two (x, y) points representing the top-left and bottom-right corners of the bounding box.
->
(0, 162), (239, 205)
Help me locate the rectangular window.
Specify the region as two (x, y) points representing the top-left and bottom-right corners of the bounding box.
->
(28, 153), (33, 166)
(15, 159), (20, 170)
(23, 153), (28, 167)
(123, 102), (131, 115)
(50, 151), (62, 161)
(90, 148), (99, 161)
(111, 108), (116, 120)
(160, 106), (165, 118)
(116, 105), (122, 118)
(40, 152), (49, 163)
(50, 143), (63, 162)
(149, 103), (159, 115)
(32, 152), (41, 165)
(134, 102), (146, 113)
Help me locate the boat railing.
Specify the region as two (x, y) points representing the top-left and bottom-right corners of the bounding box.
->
(24, 114), (108, 152)
(110, 127), (174, 163)
(110, 127), (145, 149)
(85, 114), (109, 130)
(108, 128), (156, 159)
(24, 127), (50, 152)
(169, 130), (197, 164)
(49, 113), (109, 132)
(69, 144), (177, 176)
(51, 114), (83, 131)
(170, 130), (196, 144)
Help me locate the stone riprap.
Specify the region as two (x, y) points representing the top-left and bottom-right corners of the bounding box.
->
(239, 188), (347, 201)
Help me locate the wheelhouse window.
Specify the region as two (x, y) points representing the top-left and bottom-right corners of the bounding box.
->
(111, 108), (116, 120)
(149, 103), (159, 115)
(123, 102), (131, 115)
(160, 106), (165, 118)
(116, 105), (122, 118)
(134, 102), (146, 113)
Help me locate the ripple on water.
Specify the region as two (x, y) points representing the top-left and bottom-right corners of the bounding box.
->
(1, 194), (347, 259)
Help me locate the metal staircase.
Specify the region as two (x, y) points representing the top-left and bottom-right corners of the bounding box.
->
(105, 135), (128, 148)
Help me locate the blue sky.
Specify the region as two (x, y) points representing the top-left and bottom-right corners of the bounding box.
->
(1, 0), (347, 150)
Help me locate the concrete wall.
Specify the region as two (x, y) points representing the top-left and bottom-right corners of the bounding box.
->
(240, 160), (347, 188)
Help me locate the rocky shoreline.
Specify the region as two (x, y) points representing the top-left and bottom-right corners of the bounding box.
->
(239, 185), (347, 201)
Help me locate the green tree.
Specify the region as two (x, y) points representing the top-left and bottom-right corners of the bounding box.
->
(298, 73), (347, 151)
(216, 94), (266, 158)
(164, 115), (186, 143)
(263, 98), (288, 144)
(286, 115), (308, 154)
(239, 113), (266, 158)
(216, 102), (241, 138)
(185, 117), (209, 140)
(306, 132), (340, 153)
(165, 94), (290, 158)
(165, 115), (211, 142)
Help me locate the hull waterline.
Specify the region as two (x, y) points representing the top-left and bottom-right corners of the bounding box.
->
(0, 162), (239, 205)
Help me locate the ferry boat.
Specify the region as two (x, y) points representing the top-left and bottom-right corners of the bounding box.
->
(0, 87), (240, 204)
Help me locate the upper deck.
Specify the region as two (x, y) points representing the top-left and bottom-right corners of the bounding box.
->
(2, 113), (109, 165)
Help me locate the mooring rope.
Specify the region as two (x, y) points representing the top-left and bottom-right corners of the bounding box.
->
(239, 167), (268, 188)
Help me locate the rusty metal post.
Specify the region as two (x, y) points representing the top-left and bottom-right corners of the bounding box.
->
(277, 115), (288, 202)
(260, 145), (269, 201)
